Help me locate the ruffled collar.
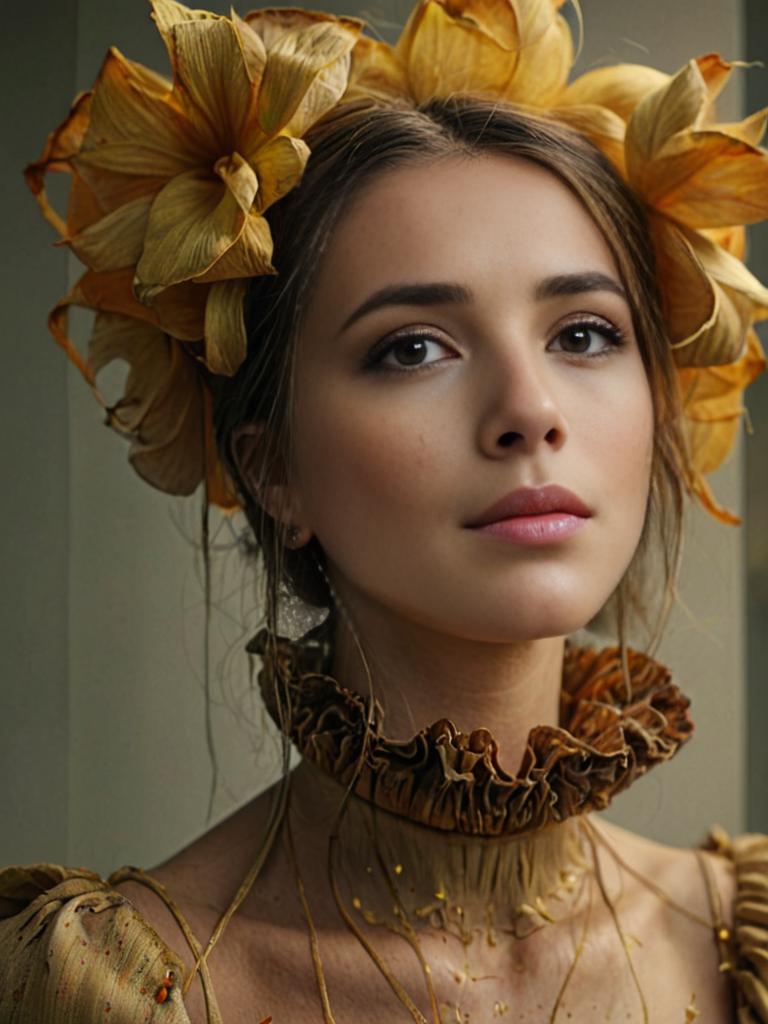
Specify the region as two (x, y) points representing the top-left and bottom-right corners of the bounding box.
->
(247, 616), (694, 839)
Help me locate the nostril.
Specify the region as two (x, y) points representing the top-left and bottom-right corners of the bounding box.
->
(497, 432), (521, 448)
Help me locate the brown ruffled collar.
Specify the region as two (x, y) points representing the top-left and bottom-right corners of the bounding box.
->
(247, 617), (694, 838)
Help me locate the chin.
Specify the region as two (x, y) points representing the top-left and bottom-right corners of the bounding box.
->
(460, 610), (600, 644)
(445, 575), (624, 643)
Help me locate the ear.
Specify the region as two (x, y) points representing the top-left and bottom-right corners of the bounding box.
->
(230, 421), (306, 529)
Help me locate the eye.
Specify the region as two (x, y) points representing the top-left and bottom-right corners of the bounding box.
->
(364, 331), (455, 373)
(548, 319), (626, 359)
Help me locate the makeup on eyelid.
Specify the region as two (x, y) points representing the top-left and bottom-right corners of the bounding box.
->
(362, 316), (627, 373)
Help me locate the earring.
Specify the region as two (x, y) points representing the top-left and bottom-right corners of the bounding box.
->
(286, 528), (309, 552)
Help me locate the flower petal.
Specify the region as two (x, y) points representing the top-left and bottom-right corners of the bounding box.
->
(231, 12), (268, 83)
(652, 214), (761, 368)
(561, 63), (669, 122)
(152, 281), (208, 340)
(506, 0), (572, 106)
(66, 171), (106, 237)
(136, 155), (257, 293)
(685, 226), (768, 310)
(397, 0), (571, 105)
(550, 103), (626, 172)
(702, 225), (745, 259)
(168, 17), (254, 149)
(689, 471), (742, 525)
(88, 311), (210, 495)
(64, 194), (153, 272)
(679, 329), (766, 434)
(717, 106), (768, 147)
(251, 135), (310, 212)
(245, 8), (362, 53)
(24, 92), (93, 236)
(257, 18), (360, 136)
(81, 48), (197, 180)
(214, 151), (260, 213)
(194, 210), (275, 282)
(74, 268), (158, 323)
(642, 129), (768, 227)
(695, 53), (733, 113)
(678, 329), (766, 524)
(203, 279), (248, 376)
(400, 0), (514, 103)
(344, 36), (409, 103)
(626, 59), (708, 188)
(150, 0), (220, 52)
(648, 214), (717, 355)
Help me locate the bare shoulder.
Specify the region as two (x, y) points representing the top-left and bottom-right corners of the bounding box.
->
(112, 779), (289, 977)
(593, 817), (736, 925)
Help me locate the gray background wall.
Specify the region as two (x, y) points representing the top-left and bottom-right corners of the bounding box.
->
(1, 0), (765, 876)
(745, 0), (768, 835)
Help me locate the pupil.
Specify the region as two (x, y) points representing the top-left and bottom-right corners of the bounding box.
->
(566, 326), (590, 352)
(396, 338), (427, 364)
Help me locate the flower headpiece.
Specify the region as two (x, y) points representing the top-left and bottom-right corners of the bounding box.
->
(27, 0), (768, 522)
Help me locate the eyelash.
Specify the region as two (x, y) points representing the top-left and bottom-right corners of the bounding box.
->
(363, 317), (627, 375)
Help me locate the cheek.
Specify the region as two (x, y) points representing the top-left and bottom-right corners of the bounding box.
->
(293, 390), (452, 542)
(586, 379), (654, 528)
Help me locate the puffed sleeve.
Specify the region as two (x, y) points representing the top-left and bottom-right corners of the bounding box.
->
(704, 829), (768, 1023)
(0, 863), (191, 1023)
(731, 833), (768, 1023)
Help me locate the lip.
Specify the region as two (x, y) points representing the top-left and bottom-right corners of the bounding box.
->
(464, 485), (593, 529)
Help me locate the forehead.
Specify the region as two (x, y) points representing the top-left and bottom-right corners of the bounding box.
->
(310, 152), (620, 305)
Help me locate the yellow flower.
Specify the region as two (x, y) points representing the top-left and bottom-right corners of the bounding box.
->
(30, 0), (361, 376)
(557, 54), (768, 523)
(624, 56), (768, 372)
(678, 328), (767, 525)
(46, 269), (238, 509)
(26, 0), (362, 507)
(346, 0), (572, 106)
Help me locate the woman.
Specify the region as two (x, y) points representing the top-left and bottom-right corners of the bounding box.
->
(2, 1), (767, 1021)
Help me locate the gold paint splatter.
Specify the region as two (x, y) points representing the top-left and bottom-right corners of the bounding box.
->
(685, 992), (700, 1022)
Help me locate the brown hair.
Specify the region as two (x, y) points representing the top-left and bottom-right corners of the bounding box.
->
(213, 95), (689, 655)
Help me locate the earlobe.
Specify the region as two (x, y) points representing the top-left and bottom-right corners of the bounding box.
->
(230, 422), (312, 545)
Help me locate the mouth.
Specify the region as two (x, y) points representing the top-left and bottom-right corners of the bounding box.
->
(464, 485), (593, 546)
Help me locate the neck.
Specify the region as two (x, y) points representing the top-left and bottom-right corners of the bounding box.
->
(287, 759), (590, 938)
(249, 609), (693, 940)
(330, 591), (565, 776)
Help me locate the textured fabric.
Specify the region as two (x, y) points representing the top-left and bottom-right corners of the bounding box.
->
(0, 864), (190, 1023)
(702, 828), (768, 1023)
(248, 622), (695, 836)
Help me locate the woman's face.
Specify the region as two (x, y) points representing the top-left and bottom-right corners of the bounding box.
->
(287, 153), (654, 642)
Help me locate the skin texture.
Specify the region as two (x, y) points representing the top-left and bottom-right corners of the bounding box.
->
(252, 152), (654, 770)
(116, 154), (738, 1023)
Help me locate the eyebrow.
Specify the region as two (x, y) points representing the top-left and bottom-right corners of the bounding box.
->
(338, 272), (628, 333)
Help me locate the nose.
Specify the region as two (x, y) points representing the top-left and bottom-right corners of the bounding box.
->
(476, 345), (568, 458)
